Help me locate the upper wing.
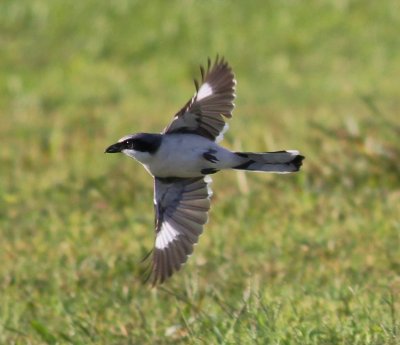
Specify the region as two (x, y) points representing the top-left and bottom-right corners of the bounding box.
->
(147, 176), (213, 286)
(163, 57), (236, 142)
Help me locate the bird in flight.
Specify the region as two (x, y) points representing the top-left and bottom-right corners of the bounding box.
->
(105, 57), (304, 285)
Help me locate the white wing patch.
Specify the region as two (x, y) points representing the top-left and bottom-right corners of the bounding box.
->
(163, 57), (235, 142)
(149, 176), (213, 285)
(196, 82), (213, 101)
(155, 221), (179, 249)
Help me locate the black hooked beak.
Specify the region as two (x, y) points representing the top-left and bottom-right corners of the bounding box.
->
(105, 142), (123, 153)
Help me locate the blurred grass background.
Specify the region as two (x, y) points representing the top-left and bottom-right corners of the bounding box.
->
(1, 0), (399, 344)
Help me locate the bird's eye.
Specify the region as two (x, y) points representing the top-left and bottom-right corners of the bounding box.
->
(124, 140), (135, 148)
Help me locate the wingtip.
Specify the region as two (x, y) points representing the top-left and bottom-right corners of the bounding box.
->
(203, 55), (230, 74)
(193, 78), (199, 91)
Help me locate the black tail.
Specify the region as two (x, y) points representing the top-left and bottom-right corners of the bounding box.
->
(233, 151), (304, 173)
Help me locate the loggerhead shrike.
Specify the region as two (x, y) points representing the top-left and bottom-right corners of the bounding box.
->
(105, 57), (304, 285)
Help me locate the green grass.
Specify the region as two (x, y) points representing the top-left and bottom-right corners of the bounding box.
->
(1, 0), (400, 343)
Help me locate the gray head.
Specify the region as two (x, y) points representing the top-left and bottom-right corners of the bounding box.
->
(105, 133), (162, 162)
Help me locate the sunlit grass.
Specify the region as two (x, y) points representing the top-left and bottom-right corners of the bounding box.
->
(1, 0), (399, 344)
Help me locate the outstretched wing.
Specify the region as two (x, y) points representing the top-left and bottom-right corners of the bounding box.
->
(147, 176), (212, 286)
(163, 56), (236, 142)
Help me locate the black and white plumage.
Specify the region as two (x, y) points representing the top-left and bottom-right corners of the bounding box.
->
(164, 58), (235, 141)
(105, 57), (305, 285)
(151, 176), (211, 284)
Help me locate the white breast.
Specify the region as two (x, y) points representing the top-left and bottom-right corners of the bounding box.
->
(144, 134), (235, 178)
